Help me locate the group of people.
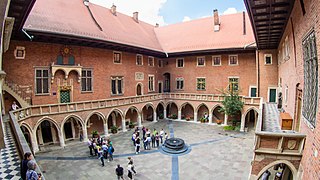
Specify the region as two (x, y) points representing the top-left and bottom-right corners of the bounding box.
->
(87, 136), (114, 167)
(20, 152), (42, 180)
(115, 157), (137, 180)
(131, 126), (169, 154)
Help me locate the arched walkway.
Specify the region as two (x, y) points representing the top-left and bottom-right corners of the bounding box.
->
(257, 160), (297, 180)
(142, 104), (154, 121)
(244, 108), (258, 131)
(180, 103), (194, 120)
(35, 119), (60, 146)
(62, 116), (83, 142)
(156, 103), (165, 119)
(212, 105), (224, 124)
(125, 107), (139, 128)
(87, 114), (105, 136)
(197, 104), (209, 123)
(20, 125), (32, 146)
(107, 109), (124, 131)
(166, 102), (178, 119)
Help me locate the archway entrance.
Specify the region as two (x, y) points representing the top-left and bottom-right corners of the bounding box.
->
(259, 163), (293, 180)
(21, 126), (31, 145)
(136, 83), (142, 96)
(163, 73), (170, 92)
(142, 105), (154, 121)
(181, 103), (194, 120)
(156, 103), (164, 119)
(125, 107), (139, 128)
(212, 106), (224, 123)
(87, 114), (104, 135)
(36, 120), (59, 145)
(197, 104), (209, 123)
(166, 102), (178, 119)
(245, 109), (258, 131)
(62, 117), (83, 141)
(107, 111), (122, 130)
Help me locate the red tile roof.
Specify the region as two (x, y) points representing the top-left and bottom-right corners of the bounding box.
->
(24, 0), (255, 54)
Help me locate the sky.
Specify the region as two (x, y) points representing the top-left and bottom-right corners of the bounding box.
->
(90, 0), (246, 26)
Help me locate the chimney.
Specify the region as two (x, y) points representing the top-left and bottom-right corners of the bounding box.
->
(111, 4), (117, 16)
(155, 23), (159, 28)
(83, 0), (89, 6)
(133, 12), (139, 22)
(213, 9), (220, 32)
(243, 11), (246, 35)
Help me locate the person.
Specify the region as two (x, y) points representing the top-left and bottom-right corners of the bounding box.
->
(115, 164), (124, 180)
(164, 133), (168, 141)
(132, 132), (136, 146)
(21, 152), (32, 180)
(151, 134), (155, 148)
(92, 140), (98, 156)
(11, 101), (19, 111)
(153, 128), (157, 136)
(143, 137), (148, 150)
(102, 142), (108, 159)
(146, 135), (151, 150)
(204, 113), (209, 121)
(261, 170), (271, 180)
(98, 147), (105, 166)
(87, 139), (93, 156)
(26, 160), (41, 180)
(159, 129), (164, 144)
(135, 137), (141, 154)
(127, 163), (134, 180)
(108, 145), (114, 162)
(128, 157), (137, 175)
(142, 126), (146, 138)
(155, 133), (160, 147)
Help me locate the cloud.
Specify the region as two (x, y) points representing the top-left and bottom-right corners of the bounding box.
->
(223, 8), (238, 15)
(90, 0), (167, 25)
(182, 16), (191, 22)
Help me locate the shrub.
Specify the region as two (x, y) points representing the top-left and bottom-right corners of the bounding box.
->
(129, 122), (134, 128)
(111, 126), (118, 134)
(223, 126), (235, 131)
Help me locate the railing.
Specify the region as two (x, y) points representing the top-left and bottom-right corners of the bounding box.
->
(5, 80), (32, 103)
(12, 93), (261, 122)
(9, 111), (45, 179)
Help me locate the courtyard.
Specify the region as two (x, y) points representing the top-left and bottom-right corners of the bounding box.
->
(35, 120), (255, 180)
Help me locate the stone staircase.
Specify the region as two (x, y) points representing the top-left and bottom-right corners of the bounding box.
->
(3, 80), (32, 108)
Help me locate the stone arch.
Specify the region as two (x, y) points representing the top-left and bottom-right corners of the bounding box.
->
(196, 103), (210, 122)
(53, 69), (67, 78)
(34, 117), (61, 146)
(33, 116), (60, 133)
(156, 102), (165, 119)
(242, 106), (259, 131)
(86, 111), (106, 136)
(166, 101), (178, 119)
(61, 114), (85, 141)
(180, 102), (194, 120)
(212, 104), (224, 124)
(20, 123), (32, 145)
(107, 108), (124, 129)
(125, 106), (140, 127)
(85, 111), (105, 125)
(256, 160), (297, 180)
(136, 83), (143, 96)
(142, 103), (155, 121)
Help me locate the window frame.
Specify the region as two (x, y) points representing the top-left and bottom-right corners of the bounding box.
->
(228, 77), (239, 92)
(113, 51), (122, 64)
(196, 77), (206, 91)
(176, 77), (184, 90)
(229, 55), (238, 66)
(158, 59), (163, 68)
(249, 86), (257, 97)
(81, 69), (93, 92)
(264, 54), (272, 65)
(111, 76), (124, 95)
(35, 68), (50, 95)
(197, 56), (206, 67)
(148, 75), (155, 92)
(212, 55), (222, 66)
(148, 56), (154, 67)
(136, 54), (143, 66)
(176, 58), (184, 68)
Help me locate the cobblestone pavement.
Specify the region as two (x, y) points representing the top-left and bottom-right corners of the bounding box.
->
(36, 120), (255, 180)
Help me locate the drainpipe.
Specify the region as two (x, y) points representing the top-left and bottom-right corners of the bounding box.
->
(256, 50), (260, 97)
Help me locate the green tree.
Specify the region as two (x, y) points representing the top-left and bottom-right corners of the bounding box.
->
(219, 91), (244, 117)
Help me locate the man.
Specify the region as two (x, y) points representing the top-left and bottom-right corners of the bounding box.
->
(21, 152), (32, 180)
(26, 161), (41, 180)
(11, 101), (19, 110)
(115, 164), (124, 180)
(87, 139), (93, 156)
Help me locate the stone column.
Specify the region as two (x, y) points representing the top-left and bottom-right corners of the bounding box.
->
(240, 115), (245, 132)
(194, 112), (198, 122)
(37, 128), (43, 145)
(122, 118), (127, 132)
(209, 113), (213, 124)
(178, 110), (182, 120)
(104, 123), (109, 136)
(224, 114), (228, 125)
(137, 114), (142, 127)
(59, 131), (65, 148)
(164, 110), (167, 119)
(71, 121), (75, 138)
(31, 131), (39, 153)
(82, 125), (88, 141)
(51, 125), (57, 143)
(153, 111), (157, 122)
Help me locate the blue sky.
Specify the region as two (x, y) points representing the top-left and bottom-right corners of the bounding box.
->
(90, 0), (246, 25)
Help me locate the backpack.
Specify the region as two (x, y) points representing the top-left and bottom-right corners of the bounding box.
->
(111, 146), (115, 153)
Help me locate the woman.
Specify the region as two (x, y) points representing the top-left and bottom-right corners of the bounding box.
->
(127, 163), (134, 180)
(21, 152), (32, 180)
(26, 161), (41, 180)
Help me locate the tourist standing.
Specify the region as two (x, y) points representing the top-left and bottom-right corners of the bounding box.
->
(155, 133), (160, 147)
(93, 140), (98, 156)
(159, 129), (164, 144)
(128, 157), (137, 175)
(108, 145), (114, 162)
(164, 133), (168, 141)
(26, 161), (41, 180)
(21, 152), (32, 180)
(11, 101), (19, 111)
(115, 164), (124, 180)
(135, 137), (141, 154)
(143, 137), (148, 150)
(151, 134), (155, 148)
(147, 135), (151, 150)
(132, 132), (136, 146)
(98, 147), (104, 166)
(87, 139), (93, 156)
(142, 126), (146, 138)
(102, 142), (108, 159)
(127, 163), (134, 180)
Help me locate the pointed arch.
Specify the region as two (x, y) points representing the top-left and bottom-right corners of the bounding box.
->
(141, 103), (155, 112)
(20, 122), (33, 134)
(85, 111), (105, 125)
(33, 116), (60, 133)
(195, 103), (209, 112)
(256, 160), (297, 180)
(62, 114), (85, 128)
(211, 104), (224, 114)
(243, 106), (259, 117)
(106, 108), (124, 120)
(179, 102), (194, 111)
(124, 106), (140, 116)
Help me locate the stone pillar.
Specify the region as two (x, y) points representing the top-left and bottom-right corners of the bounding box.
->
(71, 121), (75, 138)
(137, 114), (142, 127)
(51, 125), (57, 143)
(122, 118), (127, 132)
(82, 125), (88, 141)
(240, 115), (245, 132)
(59, 131), (65, 148)
(164, 110), (167, 119)
(178, 110), (182, 120)
(37, 128), (43, 145)
(209, 113), (213, 124)
(104, 123), (109, 136)
(31, 132), (39, 153)
(153, 111), (157, 122)
(224, 114), (228, 125)
(194, 112), (198, 122)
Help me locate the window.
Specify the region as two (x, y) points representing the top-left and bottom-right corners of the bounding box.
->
(229, 55), (238, 65)
(113, 51), (121, 64)
(265, 54), (272, 65)
(158, 59), (163, 68)
(35, 69), (49, 94)
(14, 46), (25, 59)
(250, 86), (257, 97)
(81, 69), (92, 92)
(197, 78), (206, 90)
(176, 78), (184, 90)
(197, 57), (205, 66)
(229, 78), (239, 92)
(176, 58), (184, 68)
(136, 54), (143, 66)
(302, 31), (318, 127)
(148, 75), (155, 92)
(212, 56), (221, 66)
(111, 76), (123, 95)
(148, 56), (154, 67)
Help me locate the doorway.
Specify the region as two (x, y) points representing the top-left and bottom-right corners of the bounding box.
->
(41, 120), (53, 143)
(268, 88), (277, 102)
(163, 73), (170, 92)
(64, 121), (73, 139)
(158, 81), (163, 93)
